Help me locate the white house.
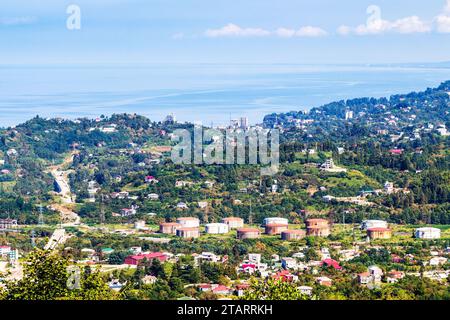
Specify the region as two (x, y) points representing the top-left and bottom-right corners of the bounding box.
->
(281, 257), (297, 270)
(176, 202), (189, 209)
(415, 227), (441, 239)
(359, 265), (383, 284)
(384, 181), (394, 194)
(204, 181), (215, 188)
(120, 207), (137, 217)
(198, 201), (208, 209)
(148, 193), (159, 200)
(248, 253), (261, 264)
(195, 252), (221, 264)
(429, 257), (447, 266)
(175, 180), (193, 188)
(298, 286), (313, 296)
(0, 245), (11, 256)
(6, 149), (17, 157)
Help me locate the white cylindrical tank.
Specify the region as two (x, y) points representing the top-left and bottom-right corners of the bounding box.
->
(176, 217), (200, 228)
(205, 223), (229, 234)
(222, 217), (244, 229)
(361, 220), (388, 230)
(415, 227), (441, 239)
(263, 217), (288, 226)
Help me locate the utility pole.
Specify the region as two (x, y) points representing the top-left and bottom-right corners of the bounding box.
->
(38, 204), (44, 225)
(100, 194), (105, 225)
(204, 202), (209, 224)
(248, 199), (253, 225)
(352, 215), (355, 244)
(31, 230), (36, 248)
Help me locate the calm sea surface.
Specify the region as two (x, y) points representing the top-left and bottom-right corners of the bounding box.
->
(1, 64), (450, 127)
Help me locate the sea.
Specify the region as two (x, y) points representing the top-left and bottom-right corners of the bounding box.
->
(1, 63), (450, 128)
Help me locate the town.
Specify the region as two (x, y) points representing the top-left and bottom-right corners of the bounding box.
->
(0, 81), (449, 300)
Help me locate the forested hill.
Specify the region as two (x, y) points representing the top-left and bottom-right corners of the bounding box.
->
(263, 80), (450, 130)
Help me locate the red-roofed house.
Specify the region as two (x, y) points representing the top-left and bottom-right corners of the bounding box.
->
(316, 276), (333, 287)
(389, 149), (403, 155)
(321, 258), (342, 270)
(357, 272), (371, 284)
(235, 284), (250, 297)
(124, 252), (167, 265)
(145, 176), (159, 184)
(197, 284), (213, 292)
(272, 270), (297, 282)
(386, 271), (405, 283)
(391, 254), (404, 263)
(239, 263), (257, 274)
(212, 285), (232, 295)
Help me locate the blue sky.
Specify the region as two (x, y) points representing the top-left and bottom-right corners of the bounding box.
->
(1, 0), (450, 64)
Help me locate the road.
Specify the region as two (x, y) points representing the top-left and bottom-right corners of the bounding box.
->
(48, 153), (81, 225)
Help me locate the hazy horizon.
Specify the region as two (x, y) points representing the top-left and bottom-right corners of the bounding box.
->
(1, 63), (450, 128)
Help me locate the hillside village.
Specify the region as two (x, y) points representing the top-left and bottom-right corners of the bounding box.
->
(0, 82), (449, 300)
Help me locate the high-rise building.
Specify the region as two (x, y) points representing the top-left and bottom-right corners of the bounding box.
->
(239, 117), (249, 129)
(345, 110), (353, 120)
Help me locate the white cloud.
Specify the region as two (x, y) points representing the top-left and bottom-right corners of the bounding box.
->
(296, 26), (328, 37)
(172, 32), (185, 39)
(339, 16), (430, 35)
(354, 18), (391, 35)
(337, 25), (352, 36)
(435, 0), (450, 33)
(275, 26), (327, 38)
(275, 27), (296, 38)
(205, 24), (328, 39)
(205, 23), (270, 38)
(444, 0), (450, 13)
(391, 16), (431, 34)
(436, 14), (450, 33)
(0, 16), (36, 26)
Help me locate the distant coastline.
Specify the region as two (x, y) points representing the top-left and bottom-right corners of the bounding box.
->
(1, 63), (450, 128)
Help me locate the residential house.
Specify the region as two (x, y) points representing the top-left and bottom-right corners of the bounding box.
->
(235, 284), (250, 297)
(429, 257), (447, 266)
(148, 193), (159, 200)
(176, 202), (188, 209)
(120, 207), (137, 217)
(124, 252), (167, 265)
(316, 276), (333, 287)
(145, 176), (159, 184)
(198, 201), (208, 209)
(281, 257), (297, 270)
(298, 286), (313, 296)
(212, 285), (232, 296)
(386, 271), (405, 283)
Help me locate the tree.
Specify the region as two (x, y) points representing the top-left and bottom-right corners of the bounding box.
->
(241, 278), (309, 300)
(1, 249), (119, 300)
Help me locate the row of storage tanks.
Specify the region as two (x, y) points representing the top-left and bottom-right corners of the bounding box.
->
(160, 217), (441, 240)
(160, 217), (245, 239)
(159, 216), (331, 240)
(219, 217), (331, 240)
(361, 220), (442, 240)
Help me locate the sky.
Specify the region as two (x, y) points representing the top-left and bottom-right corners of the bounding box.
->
(1, 0), (450, 64)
